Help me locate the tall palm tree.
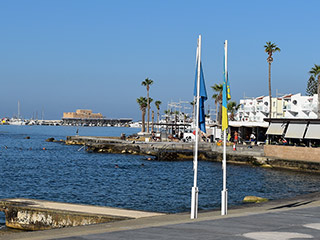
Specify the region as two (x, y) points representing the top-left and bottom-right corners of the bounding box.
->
(309, 64), (320, 118)
(141, 78), (154, 133)
(264, 41), (280, 119)
(148, 98), (153, 107)
(136, 97), (147, 133)
(211, 83), (223, 124)
(155, 100), (162, 132)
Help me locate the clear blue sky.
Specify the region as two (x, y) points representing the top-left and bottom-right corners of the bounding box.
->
(1, 0), (319, 120)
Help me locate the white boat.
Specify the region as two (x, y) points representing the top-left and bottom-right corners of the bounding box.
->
(129, 122), (142, 128)
(9, 118), (26, 125)
(9, 101), (26, 125)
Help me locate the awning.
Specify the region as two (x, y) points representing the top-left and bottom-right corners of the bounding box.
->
(284, 123), (307, 139)
(266, 123), (287, 135)
(304, 124), (320, 139)
(229, 121), (269, 128)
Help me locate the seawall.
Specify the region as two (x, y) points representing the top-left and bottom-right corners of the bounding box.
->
(65, 136), (320, 173)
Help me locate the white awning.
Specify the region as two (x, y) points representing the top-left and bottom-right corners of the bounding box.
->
(229, 121), (269, 128)
(284, 123), (307, 139)
(304, 124), (320, 139)
(266, 123), (287, 135)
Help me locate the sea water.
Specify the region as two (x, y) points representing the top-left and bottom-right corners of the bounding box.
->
(1, 125), (320, 226)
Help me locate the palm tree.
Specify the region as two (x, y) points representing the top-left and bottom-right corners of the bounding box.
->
(164, 109), (171, 133)
(141, 78), (154, 133)
(211, 83), (223, 124)
(136, 97), (147, 133)
(227, 101), (240, 121)
(148, 97), (153, 107)
(164, 109), (171, 123)
(264, 41), (280, 119)
(309, 64), (320, 118)
(174, 110), (179, 122)
(154, 100), (162, 132)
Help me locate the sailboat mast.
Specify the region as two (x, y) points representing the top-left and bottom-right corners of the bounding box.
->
(18, 101), (20, 119)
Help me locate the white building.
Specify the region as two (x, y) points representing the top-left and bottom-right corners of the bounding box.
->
(235, 93), (318, 122)
(283, 93), (318, 119)
(236, 96), (269, 122)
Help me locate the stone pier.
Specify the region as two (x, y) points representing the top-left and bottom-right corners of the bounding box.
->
(64, 135), (320, 172)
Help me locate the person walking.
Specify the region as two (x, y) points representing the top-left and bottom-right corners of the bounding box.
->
(234, 131), (238, 144)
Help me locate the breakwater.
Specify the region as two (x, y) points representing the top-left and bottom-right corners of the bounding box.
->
(65, 135), (320, 172)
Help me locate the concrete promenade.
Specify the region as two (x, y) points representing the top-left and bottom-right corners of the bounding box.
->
(3, 192), (320, 240)
(0, 198), (165, 231)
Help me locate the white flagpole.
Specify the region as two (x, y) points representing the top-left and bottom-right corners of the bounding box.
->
(191, 34), (201, 219)
(221, 40), (228, 216)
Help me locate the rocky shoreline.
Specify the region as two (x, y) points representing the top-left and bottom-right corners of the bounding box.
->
(65, 136), (320, 173)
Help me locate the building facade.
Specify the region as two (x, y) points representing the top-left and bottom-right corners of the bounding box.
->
(283, 93), (318, 119)
(235, 93), (318, 122)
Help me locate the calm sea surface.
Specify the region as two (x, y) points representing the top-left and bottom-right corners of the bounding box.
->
(1, 125), (320, 226)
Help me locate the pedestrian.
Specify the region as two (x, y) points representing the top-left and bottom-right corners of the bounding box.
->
(250, 133), (256, 142)
(234, 131), (238, 144)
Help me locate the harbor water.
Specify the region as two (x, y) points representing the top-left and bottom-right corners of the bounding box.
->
(1, 125), (320, 227)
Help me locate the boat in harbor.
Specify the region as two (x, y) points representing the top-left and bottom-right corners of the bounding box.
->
(8, 101), (26, 125)
(129, 121), (142, 128)
(8, 118), (26, 125)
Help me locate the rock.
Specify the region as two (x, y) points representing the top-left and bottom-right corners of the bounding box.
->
(46, 137), (55, 142)
(243, 196), (268, 203)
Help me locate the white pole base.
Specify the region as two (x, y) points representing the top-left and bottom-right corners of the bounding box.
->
(221, 189), (228, 215)
(191, 187), (199, 219)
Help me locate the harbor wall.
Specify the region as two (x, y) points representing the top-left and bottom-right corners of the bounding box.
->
(65, 136), (320, 172)
(264, 145), (320, 162)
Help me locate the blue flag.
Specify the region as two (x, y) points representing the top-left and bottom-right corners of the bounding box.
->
(194, 62), (208, 133)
